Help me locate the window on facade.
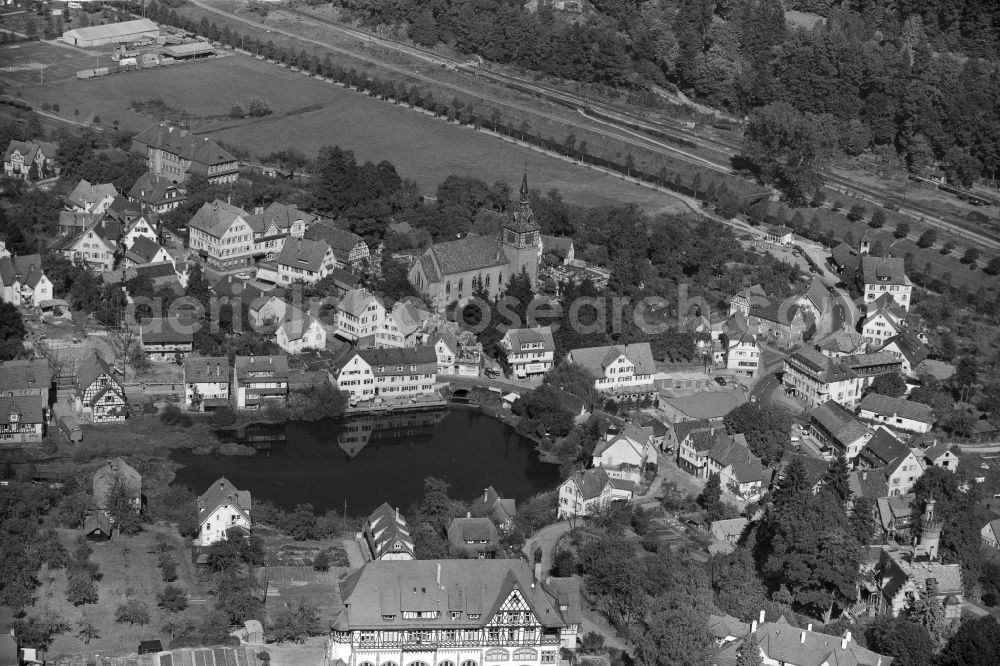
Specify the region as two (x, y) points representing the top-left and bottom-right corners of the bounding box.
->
(381, 661), (398, 666)
(486, 651), (509, 662)
(461, 661), (477, 666)
(541, 653), (556, 664)
(513, 649), (537, 661)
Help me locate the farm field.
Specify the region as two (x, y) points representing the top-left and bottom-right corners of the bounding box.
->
(4, 46), (687, 211)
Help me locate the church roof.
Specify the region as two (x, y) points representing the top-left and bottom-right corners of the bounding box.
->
(428, 235), (508, 276)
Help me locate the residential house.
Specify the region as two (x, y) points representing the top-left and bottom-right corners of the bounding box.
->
(857, 428), (925, 497)
(723, 331), (761, 377)
(862, 302), (905, 350)
(723, 616), (891, 666)
(131, 123), (239, 184)
(847, 467), (889, 515)
(123, 236), (172, 269)
(782, 346), (902, 409)
(75, 352), (127, 422)
(127, 172), (186, 213)
(188, 200), (255, 270)
(830, 241), (861, 276)
(333, 289), (403, 347)
(93, 457), (141, 514)
(808, 400), (873, 460)
(326, 559), (581, 666)
(431, 328), (482, 377)
(183, 356), (231, 411)
(763, 225), (794, 245)
(675, 420), (718, 476)
(65, 180), (118, 214)
(502, 326), (555, 378)
(140, 317), (193, 362)
(729, 284), (767, 318)
(276, 308), (327, 354)
(127, 261), (184, 294)
(58, 210), (100, 237)
(233, 354), (289, 410)
(3, 139), (58, 180)
(880, 332), (928, 379)
(121, 214), (160, 249)
(0, 358), (53, 401)
(591, 423), (658, 485)
(0, 395), (46, 444)
(447, 516), (500, 558)
(815, 327), (867, 357)
(242, 203), (311, 263)
(197, 477), (252, 546)
(0, 254), (52, 307)
(332, 346), (437, 402)
(566, 342), (656, 398)
(747, 296), (807, 347)
(705, 433), (766, 500)
(982, 518), (1000, 550)
(876, 493), (917, 541)
(364, 503), (414, 560)
(557, 467), (633, 518)
(858, 393), (935, 434)
(540, 235), (575, 264)
(922, 443), (958, 472)
(709, 518), (749, 555)
(872, 504), (963, 619)
(304, 220), (370, 270)
(635, 414), (668, 450)
(471, 487), (516, 529)
(275, 237), (336, 285)
(54, 218), (121, 273)
(707, 613), (750, 646)
(861, 255), (912, 312)
(104, 195), (144, 227)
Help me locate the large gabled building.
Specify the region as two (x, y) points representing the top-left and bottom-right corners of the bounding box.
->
(304, 220), (370, 270)
(131, 123), (238, 184)
(861, 255), (912, 312)
(197, 477), (251, 546)
(565, 342), (656, 398)
(409, 174), (540, 309)
(188, 200), (255, 270)
(275, 237), (336, 285)
(328, 560), (581, 666)
(364, 503), (414, 561)
(332, 346), (437, 402)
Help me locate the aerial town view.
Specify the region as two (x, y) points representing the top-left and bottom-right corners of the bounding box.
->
(2, 0), (1000, 664)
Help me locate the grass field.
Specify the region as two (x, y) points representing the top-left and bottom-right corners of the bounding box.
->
(0, 526), (206, 659)
(5, 46), (687, 211)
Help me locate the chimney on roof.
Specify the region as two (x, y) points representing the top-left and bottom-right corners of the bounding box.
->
(759, 610), (765, 623)
(800, 631), (806, 644)
(807, 623), (812, 632)
(216, 362), (220, 377)
(466, 511), (471, 519)
(250, 354), (255, 364)
(842, 630), (851, 649)
(219, 480), (225, 489)
(862, 469), (868, 481)
(533, 561), (542, 584)
(484, 488), (488, 502)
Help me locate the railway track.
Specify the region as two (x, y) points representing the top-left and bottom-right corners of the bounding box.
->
(205, 2), (1000, 252)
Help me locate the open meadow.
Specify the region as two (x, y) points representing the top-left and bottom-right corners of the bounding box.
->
(2, 43), (686, 211)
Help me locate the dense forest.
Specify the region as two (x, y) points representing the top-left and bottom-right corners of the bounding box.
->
(332, 0), (1000, 187)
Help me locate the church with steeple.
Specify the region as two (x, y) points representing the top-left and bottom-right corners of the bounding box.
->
(409, 173), (542, 309)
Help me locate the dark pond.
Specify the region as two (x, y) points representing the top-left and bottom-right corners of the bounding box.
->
(171, 409), (560, 515)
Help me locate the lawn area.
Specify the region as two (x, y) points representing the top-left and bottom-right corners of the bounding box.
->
(0, 525), (207, 660)
(6, 47), (687, 211)
(785, 192), (999, 297)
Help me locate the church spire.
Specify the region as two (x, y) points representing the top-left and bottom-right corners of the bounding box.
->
(519, 170), (529, 202)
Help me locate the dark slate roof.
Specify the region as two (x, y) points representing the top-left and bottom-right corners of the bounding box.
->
(566, 467), (612, 500)
(247, 201), (318, 235)
(568, 342), (656, 378)
(816, 328), (866, 355)
(234, 355), (289, 379)
(848, 468), (889, 500)
(198, 477), (251, 524)
(860, 393), (935, 424)
(541, 235), (573, 258)
(304, 220), (365, 257)
(140, 317), (194, 344)
(127, 172), (182, 206)
(0, 358), (52, 393)
(76, 351), (118, 391)
(0, 394), (45, 425)
(276, 237), (330, 273)
(859, 428), (907, 466)
(447, 517), (499, 548)
(125, 236), (165, 264)
(809, 400), (870, 446)
(506, 173), (540, 234)
(132, 123), (236, 166)
(881, 332), (928, 366)
(861, 255), (909, 285)
(183, 356), (230, 384)
(0, 253), (45, 289)
(747, 617), (893, 666)
(830, 242), (860, 272)
(504, 326), (555, 353)
(188, 200), (248, 238)
(366, 502), (414, 558)
(357, 346), (437, 376)
(749, 295), (801, 326)
(66, 179), (118, 209)
(427, 235), (508, 276)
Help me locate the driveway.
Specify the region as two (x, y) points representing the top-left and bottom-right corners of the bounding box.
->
(522, 520), (573, 574)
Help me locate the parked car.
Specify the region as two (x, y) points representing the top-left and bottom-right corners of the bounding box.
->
(484, 368), (501, 379)
(714, 376), (727, 386)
